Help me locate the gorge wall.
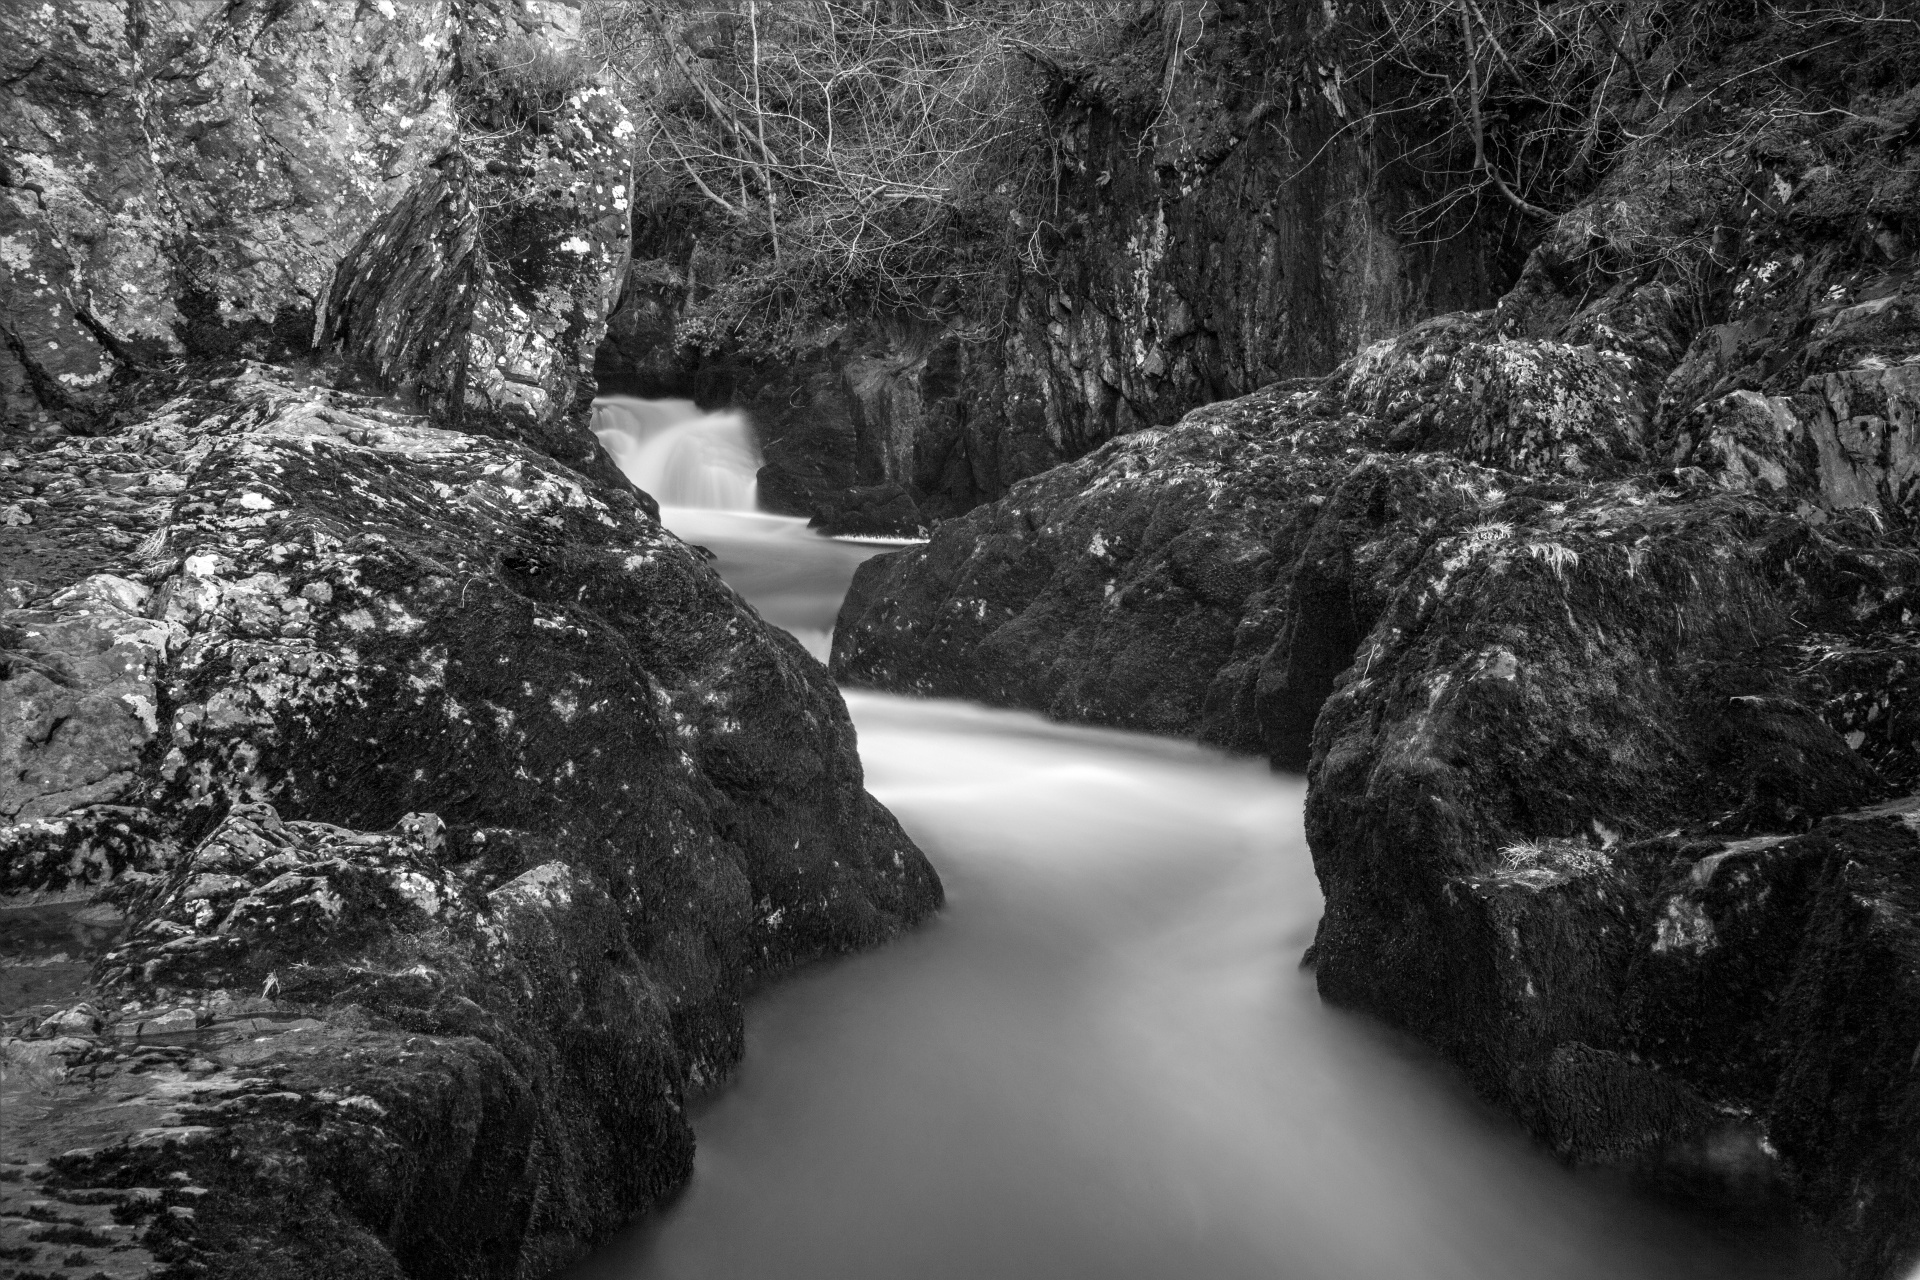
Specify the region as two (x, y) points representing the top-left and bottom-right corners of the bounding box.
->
(831, 5), (1920, 1275)
(593, 0), (1510, 532)
(2, 3), (939, 1277)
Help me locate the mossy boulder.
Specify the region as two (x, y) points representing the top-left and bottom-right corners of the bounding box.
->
(1, 369), (941, 1277)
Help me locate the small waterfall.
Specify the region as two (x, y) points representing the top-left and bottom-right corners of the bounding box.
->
(593, 395), (763, 511)
(592, 394), (896, 661)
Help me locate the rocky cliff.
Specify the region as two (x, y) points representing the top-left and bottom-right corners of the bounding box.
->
(2, 3), (940, 1277)
(832, 5), (1920, 1273)
(593, 0), (1508, 532)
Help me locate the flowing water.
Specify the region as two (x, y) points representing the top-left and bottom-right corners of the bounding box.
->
(595, 396), (764, 512)
(593, 395), (906, 660)
(576, 399), (1833, 1280)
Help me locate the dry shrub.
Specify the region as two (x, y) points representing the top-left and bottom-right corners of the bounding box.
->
(577, 1), (1920, 350)
(1351, 0), (1920, 266)
(580, 0), (1139, 344)
(472, 34), (598, 130)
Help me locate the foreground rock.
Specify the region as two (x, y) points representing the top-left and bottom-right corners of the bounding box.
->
(0, 369), (940, 1278)
(2, 2), (945, 1274)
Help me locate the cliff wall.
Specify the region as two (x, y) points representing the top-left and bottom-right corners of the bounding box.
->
(594, 1), (1507, 531)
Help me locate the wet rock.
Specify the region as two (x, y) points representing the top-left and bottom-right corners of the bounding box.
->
(2, 576), (182, 825)
(321, 82), (634, 474)
(0, 365), (942, 1277)
(1669, 366), (1919, 517)
(1344, 311), (1654, 473)
(1, 1), (944, 1272)
(811, 483), (928, 539)
(1465, 802), (1920, 1277)
(33, 1004), (98, 1039)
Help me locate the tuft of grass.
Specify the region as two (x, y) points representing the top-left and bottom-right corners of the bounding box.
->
(473, 35), (597, 129)
(1497, 837), (1612, 879)
(1524, 540), (1580, 580)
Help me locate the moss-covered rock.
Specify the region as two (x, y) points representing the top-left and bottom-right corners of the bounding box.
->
(1, 3), (942, 1274)
(0, 366), (940, 1276)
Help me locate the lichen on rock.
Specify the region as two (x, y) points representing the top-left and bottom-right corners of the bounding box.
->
(0, 0), (461, 428)
(320, 73), (635, 474)
(2, 362), (940, 1278)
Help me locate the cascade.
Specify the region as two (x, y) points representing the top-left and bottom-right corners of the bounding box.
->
(592, 396), (906, 660)
(593, 395), (764, 511)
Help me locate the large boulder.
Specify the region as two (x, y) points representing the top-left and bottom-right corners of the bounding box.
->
(1, 370), (941, 1277)
(320, 63), (634, 474)
(2, 4), (943, 1275)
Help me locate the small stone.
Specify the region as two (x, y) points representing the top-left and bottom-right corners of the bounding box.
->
(36, 1004), (100, 1038)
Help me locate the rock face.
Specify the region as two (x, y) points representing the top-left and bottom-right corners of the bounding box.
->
(2, 0), (630, 469)
(0, 0), (460, 424)
(3, 3), (941, 1276)
(595, 2), (1505, 528)
(1, 370), (940, 1278)
(321, 62), (634, 475)
(832, 41), (1920, 1271)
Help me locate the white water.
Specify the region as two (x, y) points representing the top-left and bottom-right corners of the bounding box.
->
(592, 397), (912, 660)
(573, 400), (1831, 1280)
(594, 395), (764, 511)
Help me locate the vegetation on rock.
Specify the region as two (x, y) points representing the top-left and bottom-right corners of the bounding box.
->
(581, 0), (1142, 341)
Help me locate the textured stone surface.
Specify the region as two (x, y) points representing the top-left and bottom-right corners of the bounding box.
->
(1, 0), (631, 478)
(2, 576), (180, 825)
(321, 78), (634, 472)
(1, 369), (942, 1277)
(0, 0), (460, 428)
(0, 4), (944, 1275)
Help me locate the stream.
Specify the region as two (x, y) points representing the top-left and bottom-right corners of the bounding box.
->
(573, 398), (1833, 1280)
